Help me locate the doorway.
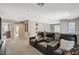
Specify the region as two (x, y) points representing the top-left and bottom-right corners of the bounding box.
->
(14, 24), (19, 39)
(2, 23), (11, 40)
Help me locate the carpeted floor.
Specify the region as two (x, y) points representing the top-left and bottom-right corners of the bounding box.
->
(6, 39), (43, 55)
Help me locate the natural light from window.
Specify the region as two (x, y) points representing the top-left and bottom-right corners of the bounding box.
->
(68, 22), (75, 33)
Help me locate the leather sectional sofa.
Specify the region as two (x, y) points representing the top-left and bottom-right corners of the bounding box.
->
(48, 34), (77, 55)
(29, 32), (77, 55)
(29, 32), (55, 54)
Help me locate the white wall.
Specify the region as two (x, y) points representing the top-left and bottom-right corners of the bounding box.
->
(50, 24), (60, 33)
(28, 20), (37, 37)
(10, 23), (15, 40)
(37, 23), (50, 32)
(60, 20), (68, 33)
(50, 24), (54, 32)
(28, 20), (51, 37)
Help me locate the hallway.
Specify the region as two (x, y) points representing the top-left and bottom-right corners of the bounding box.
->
(6, 39), (43, 55)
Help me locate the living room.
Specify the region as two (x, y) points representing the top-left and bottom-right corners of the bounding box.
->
(29, 17), (79, 55)
(0, 3), (79, 55)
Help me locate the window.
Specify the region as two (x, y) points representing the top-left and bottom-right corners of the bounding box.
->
(68, 22), (75, 33)
(54, 25), (60, 32)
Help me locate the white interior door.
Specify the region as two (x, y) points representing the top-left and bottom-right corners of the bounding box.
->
(14, 25), (19, 39)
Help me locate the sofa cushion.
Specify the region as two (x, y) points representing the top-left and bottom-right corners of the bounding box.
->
(46, 33), (55, 37)
(37, 32), (44, 38)
(30, 39), (36, 42)
(49, 41), (59, 47)
(60, 34), (76, 41)
(38, 42), (47, 48)
(54, 48), (63, 55)
(35, 37), (44, 42)
(48, 41), (57, 45)
(44, 37), (54, 42)
(59, 39), (75, 50)
(37, 35), (43, 38)
(48, 41), (59, 50)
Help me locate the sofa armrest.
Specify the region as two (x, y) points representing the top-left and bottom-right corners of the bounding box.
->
(29, 36), (36, 40)
(43, 37), (54, 43)
(0, 41), (3, 48)
(47, 41), (60, 54)
(48, 41), (60, 50)
(48, 41), (57, 45)
(36, 38), (44, 42)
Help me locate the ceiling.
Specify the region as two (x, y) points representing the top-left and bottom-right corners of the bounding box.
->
(0, 3), (79, 24)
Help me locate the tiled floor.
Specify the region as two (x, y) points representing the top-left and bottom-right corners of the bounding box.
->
(6, 38), (43, 55)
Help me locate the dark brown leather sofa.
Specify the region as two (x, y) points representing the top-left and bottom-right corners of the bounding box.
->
(47, 34), (77, 55)
(29, 32), (55, 54)
(29, 32), (77, 55)
(36, 32), (55, 54)
(29, 32), (44, 48)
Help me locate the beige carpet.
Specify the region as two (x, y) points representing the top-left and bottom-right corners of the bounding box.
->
(6, 39), (43, 55)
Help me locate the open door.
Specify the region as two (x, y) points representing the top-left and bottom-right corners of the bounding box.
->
(14, 24), (19, 39)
